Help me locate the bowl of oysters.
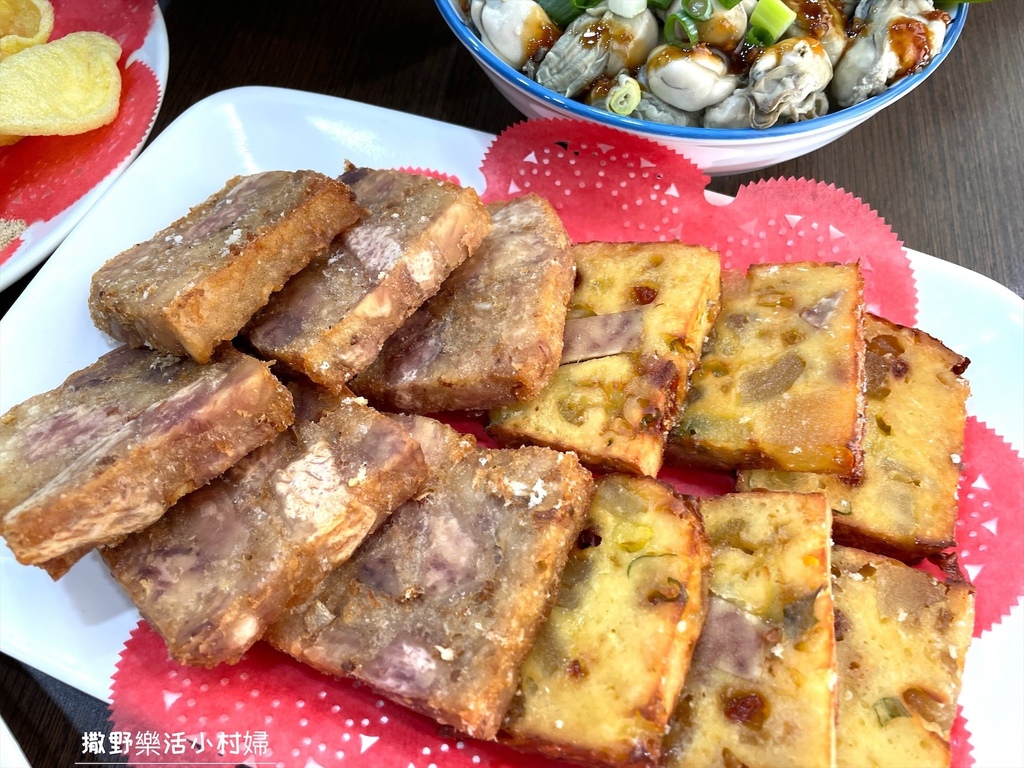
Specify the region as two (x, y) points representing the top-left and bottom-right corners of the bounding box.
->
(437, 0), (969, 175)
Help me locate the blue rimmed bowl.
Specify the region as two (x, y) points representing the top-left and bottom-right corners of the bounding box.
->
(436, 1), (968, 175)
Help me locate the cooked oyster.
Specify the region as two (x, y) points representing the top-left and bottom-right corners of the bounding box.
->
(645, 43), (739, 113)
(535, 6), (659, 98)
(704, 37), (832, 129)
(469, 0), (561, 70)
(831, 0), (950, 108)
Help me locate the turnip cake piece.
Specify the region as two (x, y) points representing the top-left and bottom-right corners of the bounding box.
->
(266, 416), (594, 739)
(739, 313), (970, 562)
(489, 241), (720, 477)
(90, 170), (362, 362)
(501, 474), (711, 767)
(247, 168), (491, 389)
(102, 397), (427, 667)
(667, 262), (866, 476)
(664, 491), (836, 768)
(0, 346), (293, 572)
(351, 194), (573, 412)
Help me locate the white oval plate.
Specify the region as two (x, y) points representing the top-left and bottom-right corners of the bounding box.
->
(0, 87), (1020, 768)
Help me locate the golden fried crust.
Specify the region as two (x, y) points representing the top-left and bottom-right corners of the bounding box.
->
(501, 475), (711, 768)
(831, 546), (974, 768)
(350, 194), (574, 412)
(0, 346), (293, 567)
(668, 262), (866, 476)
(89, 171), (363, 363)
(266, 416), (594, 740)
(102, 400), (427, 667)
(490, 241), (721, 477)
(247, 169), (492, 389)
(739, 313), (970, 562)
(664, 491), (837, 768)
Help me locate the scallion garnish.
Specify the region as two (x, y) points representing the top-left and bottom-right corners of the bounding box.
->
(747, 0), (798, 44)
(745, 25), (775, 47)
(606, 76), (642, 115)
(683, 0), (713, 22)
(665, 11), (700, 47)
(647, 0), (673, 9)
(873, 696), (911, 726)
(719, 0), (745, 8)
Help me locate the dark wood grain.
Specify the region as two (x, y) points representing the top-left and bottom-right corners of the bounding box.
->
(1, 1), (1021, 765)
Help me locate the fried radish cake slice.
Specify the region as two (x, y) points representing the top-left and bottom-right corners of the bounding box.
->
(351, 194), (573, 411)
(739, 314), (970, 562)
(266, 415), (594, 739)
(501, 474), (711, 768)
(102, 396), (427, 667)
(247, 168), (491, 389)
(489, 241), (720, 477)
(90, 170), (362, 363)
(0, 346), (293, 572)
(664, 491), (836, 768)
(667, 262), (866, 477)
(831, 546), (974, 768)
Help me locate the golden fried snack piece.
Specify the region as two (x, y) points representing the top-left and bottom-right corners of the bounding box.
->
(831, 546), (974, 768)
(351, 194), (573, 411)
(0, 31), (119, 139)
(266, 416), (594, 740)
(247, 168), (492, 389)
(739, 314), (970, 562)
(501, 475), (711, 768)
(89, 171), (363, 363)
(664, 491), (836, 768)
(0, 0), (54, 60)
(667, 262), (866, 476)
(102, 398), (427, 667)
(490, 241), (721, 477)
(0, 346), (293, 571)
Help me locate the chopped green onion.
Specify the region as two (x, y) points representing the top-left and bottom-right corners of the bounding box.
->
(535, 0), (585, 28)
(748, 0), (798, 44)
(665, 11), (700, 47)
(647, 0), (673, 9)
(719, 0), (745, 8)
(626, 552), (676, 577)
(873, 696), (911, 726)
(745, 25), (775, 47)
(683, 0), (713, 22)
(606, 75), (642, 115)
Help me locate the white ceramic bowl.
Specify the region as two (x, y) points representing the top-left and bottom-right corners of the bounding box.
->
(436, 1), (968, 175)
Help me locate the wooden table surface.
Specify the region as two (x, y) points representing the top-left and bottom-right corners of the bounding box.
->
(1, 0), (1021, 765)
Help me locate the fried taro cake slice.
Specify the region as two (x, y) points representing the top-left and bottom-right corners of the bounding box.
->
(266, 416), (594, 740)
(350, 194), (574, 412)
(667, 262), (866, 476)
(739, 314), (970, 562)
(0, 346), (293, 571)
(102, 398), (427, 667)
(247, 168), (491, 389)
(489, 242), (721, 477)
(663, 491), (836, 768)
(501, 474), (711, 768)
(89, 171), (362, 363)
(831, 546), (974, 768)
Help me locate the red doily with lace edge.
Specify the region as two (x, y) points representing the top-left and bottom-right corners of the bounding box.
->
(0, 0), (161, 266)
(107, 119), (1023, 768)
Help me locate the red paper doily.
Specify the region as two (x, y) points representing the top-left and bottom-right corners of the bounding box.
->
(105, 119), (1020, 768)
